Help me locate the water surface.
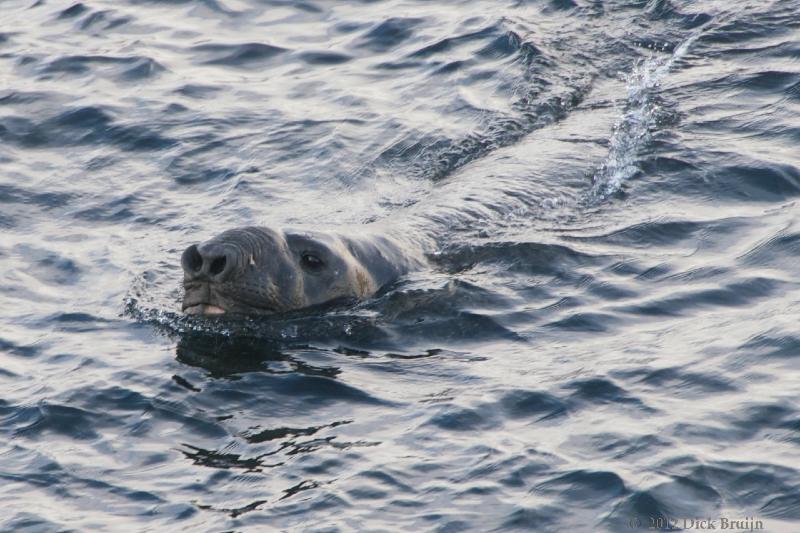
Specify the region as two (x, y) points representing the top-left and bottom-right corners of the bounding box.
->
(1, 0), (800, 531)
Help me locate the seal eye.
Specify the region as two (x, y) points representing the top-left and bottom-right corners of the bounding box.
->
(301, 252), (325, 271)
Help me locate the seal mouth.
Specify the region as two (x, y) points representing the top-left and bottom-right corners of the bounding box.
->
(182, 284), (276, 316)
(182, 279), (279, 316)
(184, 303), (226, 316)
(182, 281), (229, 316)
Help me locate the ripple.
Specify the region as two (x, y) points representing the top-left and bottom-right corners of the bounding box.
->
(475, 31), (518, 60)
(606, 478), (723, 531)
(3, 514), (65, 532)
(14, 403), (104, 440)
(269, 374), (389, 405)
(298, 51), (352, 65)
(761, 493), (800, 520)
(567, 432), (673, 462)
(565, 377), (654, 413)
(74, 194), (146, 223)
(0, 338), (39, 358)
(702, 16), (799, 45)
(566, 219), (704, 249)
(0, 184), (73, 208)
(175, 84), (222, 99)
(718, 162), (800, 201)
(408, 23), (500, 60)
(9, 245), (82, 287)
(617, 277), (782, 317)
(498, 389), (568, 421)
(80, 11), (131, 32)
(435, 241), (608, 275)
(501, 507), (556, 530)
(355, 17), (425, 52)
(545, 312), (619, 332)
(425, 404), (497, 432)
(613, 366), (737, 396)
(42, 55), (165, 81)
(0, 106), (175, 151)
(670, 401), (797, 444)
(193, 42), (287, 67)
(57, 3), (88, 19)
(535, 470), (628, 508)
(738, 70), (800, 92)
(741, 230), (800, 270)
(739, 330), (800, 359)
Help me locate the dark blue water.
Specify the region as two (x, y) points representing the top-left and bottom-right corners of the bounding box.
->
(2, 0), (799, 531)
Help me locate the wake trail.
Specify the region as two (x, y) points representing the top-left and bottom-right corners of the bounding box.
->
(589, 29), (706, 200)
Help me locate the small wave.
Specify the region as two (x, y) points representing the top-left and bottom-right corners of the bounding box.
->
(408, 23), (504, 60)
(57, 3), (87, 19)
(192, 42), (287, 67)
(410, 82), (590, 183)
(298, 51), (352, 65)
(0, 105), (174, 151)
(354, 17), (425, 52)
(41, 55), (165, 81)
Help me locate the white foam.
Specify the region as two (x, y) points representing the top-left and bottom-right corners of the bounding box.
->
(591, 33), (700, 199)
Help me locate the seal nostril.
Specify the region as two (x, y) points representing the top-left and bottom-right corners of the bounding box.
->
(210, 255), (227, 276)
(182, 244), (203, 273)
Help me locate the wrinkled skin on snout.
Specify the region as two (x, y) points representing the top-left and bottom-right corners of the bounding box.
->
(181, 226), (416, 316)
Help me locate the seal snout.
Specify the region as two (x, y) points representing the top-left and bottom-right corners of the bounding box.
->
(181, 242), (238, 284)
(180, 240), (242, 315)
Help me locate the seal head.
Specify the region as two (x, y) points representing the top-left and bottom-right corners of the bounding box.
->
(180, 226), (413, 315)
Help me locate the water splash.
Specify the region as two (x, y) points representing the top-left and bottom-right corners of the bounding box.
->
(590, 34), (700, 199)
(123, 272), (383, 343)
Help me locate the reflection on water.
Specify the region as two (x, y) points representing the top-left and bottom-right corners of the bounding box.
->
(176, 333), (343, 378)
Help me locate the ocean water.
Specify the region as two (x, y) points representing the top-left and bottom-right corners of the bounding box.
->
(1, 0), (799, 531)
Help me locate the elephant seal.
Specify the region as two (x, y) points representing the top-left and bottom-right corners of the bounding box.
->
(180, 226), (422, 315)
